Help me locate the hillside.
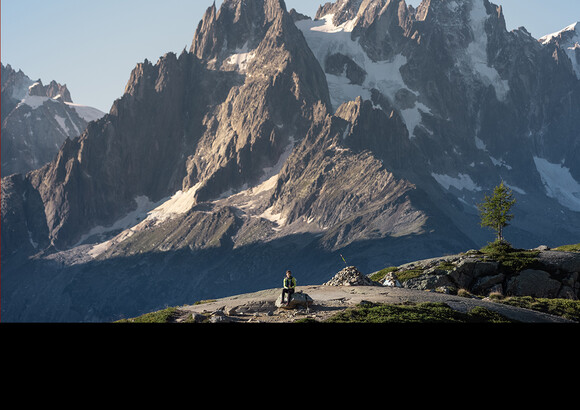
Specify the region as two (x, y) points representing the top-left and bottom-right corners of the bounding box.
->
(118, 243), (580, 323)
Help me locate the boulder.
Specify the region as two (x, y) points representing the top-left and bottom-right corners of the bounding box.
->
(382, 271), (402, 287)
(275, 291), (313, 309)
(506, 269), (562, 298)
(449, 259), (499, 289)
(403, 272), (456, 291)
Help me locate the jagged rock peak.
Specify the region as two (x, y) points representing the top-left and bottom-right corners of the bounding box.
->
(27, 79), (73, 102)
(190, 0), (288, 63)
(412, 0), (503, 22)
(288, 8), (310, 22)
(540, 21), (579, 44)
(316, 0), (365, 23)
(539, 21), (580, 78)
(315, 0), (411, 29)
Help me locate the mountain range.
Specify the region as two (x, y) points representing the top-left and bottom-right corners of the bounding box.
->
(2, 0), (579, 322)
(1, 63), (105, 176)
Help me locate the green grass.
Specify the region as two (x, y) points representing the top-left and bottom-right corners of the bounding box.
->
(115, 300), (217, 323)
(553, 243), (580, 252)
(492, 296), (580, 322)
(324, 301), (515, 323)
(480, 241), (539, 273)
(116, 307), (181, 323)
(436, 261), (456, 272)
(369, 266), (397, 282)
(396, 268), (425, 283)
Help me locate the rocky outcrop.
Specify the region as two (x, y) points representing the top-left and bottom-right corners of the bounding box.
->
(382, 248), (580, 299)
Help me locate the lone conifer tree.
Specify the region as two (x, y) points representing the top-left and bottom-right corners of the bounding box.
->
(477, 182), (516, 243)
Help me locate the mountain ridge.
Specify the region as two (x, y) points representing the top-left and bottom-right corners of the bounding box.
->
(1, 63), (105, 176)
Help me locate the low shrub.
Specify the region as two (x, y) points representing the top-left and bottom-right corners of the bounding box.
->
(497, 296), (580, 322)
(480, 241), (539, 273)
(396, 268), (424, 283)
(553, 243), (580, 253)
(369, 266), (398, 282)
(116, 307), (179, 323)
(325, 302), (515, 323)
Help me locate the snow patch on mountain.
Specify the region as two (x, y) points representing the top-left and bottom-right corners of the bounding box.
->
(76, 195), (166, 248)
(540, 22), (579, 44)
(431, 172), (482, 192)
(17, 94), (53, 110)
(65, 102), (105, 123)
(533, 157), (580, 212)
(146, 182), (204, 223)
(224, 42), (256, 72)
(16, 91), (105, 123)
(54, 114), (72, 135)
(466, 0), (510, 101)
(504, 183), (526, 195)
(490, 156), (512, 170)
(85, 187), (206, 257)
(310, 12), (358, 33)
(475, 136), (487, 150)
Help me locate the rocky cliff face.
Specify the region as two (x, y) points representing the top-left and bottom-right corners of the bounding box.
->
(1, 63), (105, 176)
(2, 0), (580, 322)
(381, 246), (580, 300)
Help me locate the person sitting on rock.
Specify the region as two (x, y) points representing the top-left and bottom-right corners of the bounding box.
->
(281, 270), (296, 305)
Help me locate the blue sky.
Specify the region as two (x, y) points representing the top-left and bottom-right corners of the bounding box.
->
(2, 0), (578, 113)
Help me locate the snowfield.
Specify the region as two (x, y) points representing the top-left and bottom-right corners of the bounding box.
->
(534, 157), (580, 212)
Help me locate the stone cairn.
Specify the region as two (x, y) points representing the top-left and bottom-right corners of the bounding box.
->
(323, 266), (382, 286)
